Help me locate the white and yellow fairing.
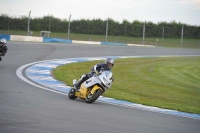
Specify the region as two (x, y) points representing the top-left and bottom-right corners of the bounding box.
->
(74, 71), (113, 99)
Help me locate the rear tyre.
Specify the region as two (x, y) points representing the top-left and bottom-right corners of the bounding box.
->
(86, 89), (103, 103)
(68, 88), (77, 99)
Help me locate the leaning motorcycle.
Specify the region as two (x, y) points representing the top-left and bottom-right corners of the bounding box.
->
(0, 38), (7, 61)
(68, 70), (114, 103)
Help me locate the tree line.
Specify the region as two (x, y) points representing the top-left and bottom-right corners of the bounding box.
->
(0, 14), (200, 38)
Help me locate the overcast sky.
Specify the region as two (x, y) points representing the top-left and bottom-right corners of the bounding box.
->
(1, 0), (200, 26)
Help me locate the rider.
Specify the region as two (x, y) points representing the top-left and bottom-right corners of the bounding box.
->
(74, 57), (114, 91)
(0, 38), (8, 61)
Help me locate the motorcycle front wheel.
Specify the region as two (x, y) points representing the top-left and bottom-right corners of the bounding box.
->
(68, 88), (77, 99)
(86, 89), (103, 103)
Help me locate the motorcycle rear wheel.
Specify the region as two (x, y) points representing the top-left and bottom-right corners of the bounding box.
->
(68, 88), (77, 99)
(86, 89), (102, 103)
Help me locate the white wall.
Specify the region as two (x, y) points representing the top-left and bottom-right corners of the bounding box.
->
(10, 35), (43, 42)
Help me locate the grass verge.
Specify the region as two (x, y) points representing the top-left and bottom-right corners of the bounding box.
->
(53, 56), (200, 114)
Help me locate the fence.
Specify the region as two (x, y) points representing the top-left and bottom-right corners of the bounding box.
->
(0, 13), (200, 48)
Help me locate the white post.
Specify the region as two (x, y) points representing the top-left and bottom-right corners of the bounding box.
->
(142, 21), (146, 45)
(48, 17), (51, 38)
(125, 23), (127, 35)
(106, 18), (109, 42)
(162, 26), (164, 43)
(27, 11), (31, 36)
(180, 24), (184, 48)
(8, 9), (11, 34)
(156, 39), (159, 46)
(68, 14), (71, 40)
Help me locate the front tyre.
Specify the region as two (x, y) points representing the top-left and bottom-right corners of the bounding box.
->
(86, 89), (103, 103)
(68, 88), (77, 99)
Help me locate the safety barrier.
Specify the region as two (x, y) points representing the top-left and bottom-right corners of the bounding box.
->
(0, 34), (155, 47)
(10, 35), (43, 42)
(127, 43), (155, 47)
(101, 42), (127, 46)
(72, 40), (101, 45)
(0, 34), (10, 41)
(43, 37), (72, 43)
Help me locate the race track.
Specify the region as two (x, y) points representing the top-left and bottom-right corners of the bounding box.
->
(0, 42), (200, 133)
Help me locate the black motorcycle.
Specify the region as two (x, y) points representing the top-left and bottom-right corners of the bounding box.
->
(0, 40), (7, 61)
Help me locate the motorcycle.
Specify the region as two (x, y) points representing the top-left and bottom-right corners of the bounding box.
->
(68, 70), (114, 103)
(0, 38), (7, 61)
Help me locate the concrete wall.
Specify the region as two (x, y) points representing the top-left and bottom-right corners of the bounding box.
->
(72, 40), (101, 45)
(10, 35), (43, 42)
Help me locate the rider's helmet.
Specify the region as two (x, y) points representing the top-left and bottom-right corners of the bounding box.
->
(0, 38), (7, 46)
(105, 57), (114, 69)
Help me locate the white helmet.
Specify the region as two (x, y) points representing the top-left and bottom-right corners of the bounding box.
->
(0, 38), (7, 45)
(105, 57), (114, 69)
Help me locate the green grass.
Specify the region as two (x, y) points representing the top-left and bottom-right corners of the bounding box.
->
(1, 30), (200, 49)
(53, 56), (200, 114)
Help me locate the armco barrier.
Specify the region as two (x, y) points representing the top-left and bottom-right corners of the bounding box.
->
(10, 35), (43, 42)
(0, 34), (10, 41)
(43, 37), (72, 43)
(101, 42), (127, 46)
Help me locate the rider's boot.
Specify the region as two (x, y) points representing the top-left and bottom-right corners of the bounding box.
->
(74, 74), (88, 91)
(74, 79), (84, 91)
(74, 83), (80, 91)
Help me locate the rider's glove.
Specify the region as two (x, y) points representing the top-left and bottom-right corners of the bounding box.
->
(95, 70), (98, 75)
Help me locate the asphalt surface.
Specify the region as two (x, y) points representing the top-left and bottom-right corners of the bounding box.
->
(0, 42), (200, 133)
